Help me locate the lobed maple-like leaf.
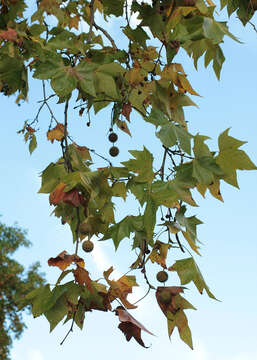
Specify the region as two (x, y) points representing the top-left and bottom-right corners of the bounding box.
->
(104, 267), (138, 309)
(73, 266), (93, 292)
(47, 123), (65, 143)
(169, 257), (217, 300)
(147, 240), (171, 268)
(48, 250), (85, 271)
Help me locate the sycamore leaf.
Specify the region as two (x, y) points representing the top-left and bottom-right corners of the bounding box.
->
(47, 123), (65, 143)
(104, 267), (138, 309)
(29, 134), (37, 154)
(121, 102), (132, 122)
(169, 257), (217, 300)
(48, 250), (85, 271)
(73, 266), (93, 292)
(147, 240), (171, 268)
(49, 183), (66, 205)
(111, 182), (127, 200)
(101, 216), (136, 250)
(167, 310), (193, 349)
(115, 306), (153, 348)
(156, 287), (195, 349)
(122, 147), (154, 183)
(216, 128), (257, 188)
(116, 119), (131, 136)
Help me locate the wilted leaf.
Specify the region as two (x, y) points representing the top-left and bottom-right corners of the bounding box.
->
(104, 267), (138, 309)
(49, 183), (66, 205)
(47, 123), (65, 143)
(121, 102), (132, 122)
(115, 306), (153, 348)
(147, 240), (171, 268)
(73, 266), (93, 292)
(48, 250), (85, 271)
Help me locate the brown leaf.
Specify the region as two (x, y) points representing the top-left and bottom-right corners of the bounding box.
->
(48, 250), (85, 271)
(121, 103), (132, 122)
(0, 28), (18, 42)
(47, 123), (65, 143)
(49, 184), (82, 207)
(156, 286), (184, 315)
(115, 306), (153, 348)
(116, 119), (131, 137)
(104, 267), (137, 309)
(73, 266), (93, 292)
(49, 183), (66, 205)
(79, 107), (85, 116)
(63, 189), (81, 207)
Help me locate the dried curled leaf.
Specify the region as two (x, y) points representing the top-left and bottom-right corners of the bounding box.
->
(48, 250), (85, 271)
(49, 183), (81, 207)
(121, 102), (132, 122)
(73, 266), (93, 293)
(147, 240), (171, 268)
(104, 267), (138, 309)
(47, 123), (65, 143)
(115, 306), (153, 348)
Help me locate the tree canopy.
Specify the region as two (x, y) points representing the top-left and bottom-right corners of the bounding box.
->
(0, 220), (45, 359)
(0, 0), (256, 351)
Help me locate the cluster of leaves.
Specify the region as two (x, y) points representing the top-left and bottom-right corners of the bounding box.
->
(1, 0), (257, 351)
(0, 221), (45, 360)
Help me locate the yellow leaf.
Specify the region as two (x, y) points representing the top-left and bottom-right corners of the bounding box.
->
(47, 123), (65, 143)
(196, 184), (207, 198)
(182, 231), (201, 256)
(147, 240), (171, 268)
(208, 178), (224, 202)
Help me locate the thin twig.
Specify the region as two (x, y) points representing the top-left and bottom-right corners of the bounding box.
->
(88, 0), (95, 43)
(132, 286), (151, 305)
(60, 313), (76, 346)
(93, 21), (117, 50)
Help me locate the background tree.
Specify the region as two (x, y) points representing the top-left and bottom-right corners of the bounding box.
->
(0, 0), (256, 352)
(0, 220), (45, 360)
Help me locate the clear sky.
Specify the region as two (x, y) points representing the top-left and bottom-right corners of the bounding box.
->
(1, 3), (257, 360)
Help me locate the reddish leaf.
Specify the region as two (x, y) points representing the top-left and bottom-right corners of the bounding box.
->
(63, 189), (81, 207)
(73, 266), (93, 292)
(48, 250), (85, 271)
(156, 286), (184, 315)
(121, 102), (132, 122)
(47, 123), (65, 143)
(115, 306), (154, 348)
(49, 183), (66, 205)
(0, 28), (18, 42)
(26, 126), (36, 134)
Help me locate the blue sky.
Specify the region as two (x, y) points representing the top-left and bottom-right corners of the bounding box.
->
(1, 2), (257, 360)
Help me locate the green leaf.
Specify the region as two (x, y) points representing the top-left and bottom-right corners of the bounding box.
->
(143, 196), (157, 240)
(216, 129), (257, 187)
(101, 216), (135, 250)
(156, 123), (192, 154)
(122, 147), (154, 183)
(51, 67), (77, 97)
(102, 0), (126, 17)
(38, 162), (67, 194)
(192, 157), (223, 185)
(112, 182), (127, 200)
(167, 310), (193, 349)
(145, 108), (169, 128)
(169, 257), (217, 300)
(75, 61), (97, 97)
(45, 294), (68, 332)
(123, 26), (150, 47)
(29, 134), (37, 154)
